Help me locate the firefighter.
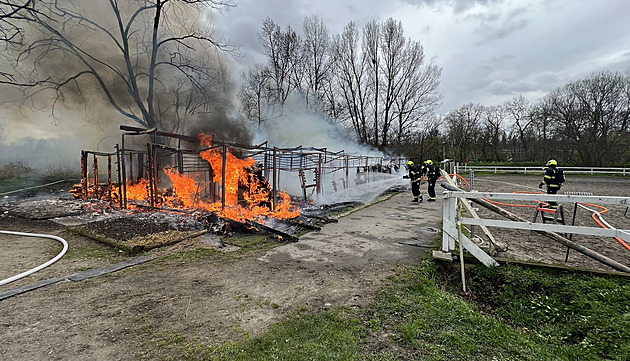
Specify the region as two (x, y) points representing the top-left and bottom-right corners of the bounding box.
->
(422, 159), (440, 202)
(403, 160), (423, 202)
(539, 159), (565, 208)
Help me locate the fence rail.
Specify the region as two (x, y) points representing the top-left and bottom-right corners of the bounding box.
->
(454, 164), (630, 176)
(441, 190), (630, 271)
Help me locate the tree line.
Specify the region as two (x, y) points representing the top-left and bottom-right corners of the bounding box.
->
(238, 15), (442, 152)
(2, 2), (629, 166)
(240, 16), (630, 166)
(430, 70), (630, 166)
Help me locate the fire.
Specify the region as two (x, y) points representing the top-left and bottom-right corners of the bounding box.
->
(198, 133), (256, 206)
(163, 168), (201, 208)
(125, 179), (150, 201)
(120, 133), (300, 223)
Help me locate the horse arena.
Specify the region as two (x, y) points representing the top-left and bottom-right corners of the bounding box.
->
(460, 174), (630, 273)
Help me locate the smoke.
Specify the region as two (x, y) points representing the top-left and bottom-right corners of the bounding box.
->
(255, 95), (383, 156)
(0, 137), (80, 173)
(314, 174), (407, 205)
(0, 0), (254, 171)
(254, 95), (406, 205)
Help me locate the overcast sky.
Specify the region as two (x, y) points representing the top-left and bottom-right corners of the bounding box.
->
(2, 0), (629, 151)
(219, 0), (630, 112)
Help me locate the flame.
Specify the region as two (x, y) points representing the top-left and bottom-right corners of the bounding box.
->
(163, 168), (201, 208)
(119, 133), (300, 222)
(125, 179), (150, 201)
(74, 133), (300, 222)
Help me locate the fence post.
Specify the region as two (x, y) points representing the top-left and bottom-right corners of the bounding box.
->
(442, 192), (457, 252)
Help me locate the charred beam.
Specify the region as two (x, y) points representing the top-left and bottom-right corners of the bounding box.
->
(228, 219), (299, 242)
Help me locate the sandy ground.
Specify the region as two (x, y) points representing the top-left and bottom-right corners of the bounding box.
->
(0, 189), (440, 360)
(469, 175), (630, 272)
(1, 174), (629, 360)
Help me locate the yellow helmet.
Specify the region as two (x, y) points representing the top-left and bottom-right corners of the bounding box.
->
(546, 159), (557, 166)
(407, 161), (414, 166)
(425, 160), (433, 165)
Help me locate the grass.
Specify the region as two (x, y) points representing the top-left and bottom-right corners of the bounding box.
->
(443, 263), (630, 360)
(0, 174), (79, 195)
(134, 258), (630, 361)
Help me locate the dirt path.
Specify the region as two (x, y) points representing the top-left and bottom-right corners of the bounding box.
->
(0, 192), (441, 360)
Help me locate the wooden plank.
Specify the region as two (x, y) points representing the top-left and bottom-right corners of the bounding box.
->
(459, 231), (500, 267)
(447, 191), (630, 206)
(461, 217), (630, 243)
(443, 218), (499, 267)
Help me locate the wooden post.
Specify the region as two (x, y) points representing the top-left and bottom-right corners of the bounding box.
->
(93, 154), (99, 199)
(272, 147), (277, 211)
(458, 220), (467, 292)
(80, 150), (88, 198)
(221, 144), (227, 209)
(115, 144), (123, 208)
(107, 154), (112, 201)
(121, 135), (128, 209)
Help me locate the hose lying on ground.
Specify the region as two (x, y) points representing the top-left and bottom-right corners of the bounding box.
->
(0, 230), (69, 286)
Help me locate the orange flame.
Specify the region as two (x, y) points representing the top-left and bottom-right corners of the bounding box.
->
(125, 179), (150, 201)
(120, 133), (300, 223)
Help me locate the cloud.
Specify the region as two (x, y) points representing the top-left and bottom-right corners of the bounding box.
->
(474, 18), (529, 43)
(398, 0), (507, 13)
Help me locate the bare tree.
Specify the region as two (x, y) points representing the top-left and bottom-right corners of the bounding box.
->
(444, 103), (483, 161)
(302, 15), (331, 112)
(239, 64), (273, 127)
(542, 71), (630, 165)
(362, 20), (379, 146)
(479, 105), (506, 161)
(258, 17), (302, 107)
(0, 0), (236, 130)
(244, 16), (442, 152)
(504, 95), (535, 160)
(330, 21), (371, 143)
(391, 48), (441, 152)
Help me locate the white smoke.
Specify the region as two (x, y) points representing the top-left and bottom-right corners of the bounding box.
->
(254, 95), (384, 156)
(253, 96), (407, 205)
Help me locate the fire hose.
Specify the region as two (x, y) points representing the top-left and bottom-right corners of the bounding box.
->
(0, 178), (78, 196)
(0, 230), (68, 286)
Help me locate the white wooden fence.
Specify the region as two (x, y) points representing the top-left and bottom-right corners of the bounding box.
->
(442, 191), (630, 267)
(454, 164), (630, 176)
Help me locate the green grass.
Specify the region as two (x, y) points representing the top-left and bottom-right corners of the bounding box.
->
(134, 259), (630, 361)
(444, 264), (630, 360)
(212, 310), (365, 361)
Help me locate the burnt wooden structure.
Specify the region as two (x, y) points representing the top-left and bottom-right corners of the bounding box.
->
(75, 125), (406, 209)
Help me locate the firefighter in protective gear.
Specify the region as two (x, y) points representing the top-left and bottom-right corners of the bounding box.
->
(539, 159), (565, 208)
(421, 160), (440, 202)
(403, 160), (423, 202)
